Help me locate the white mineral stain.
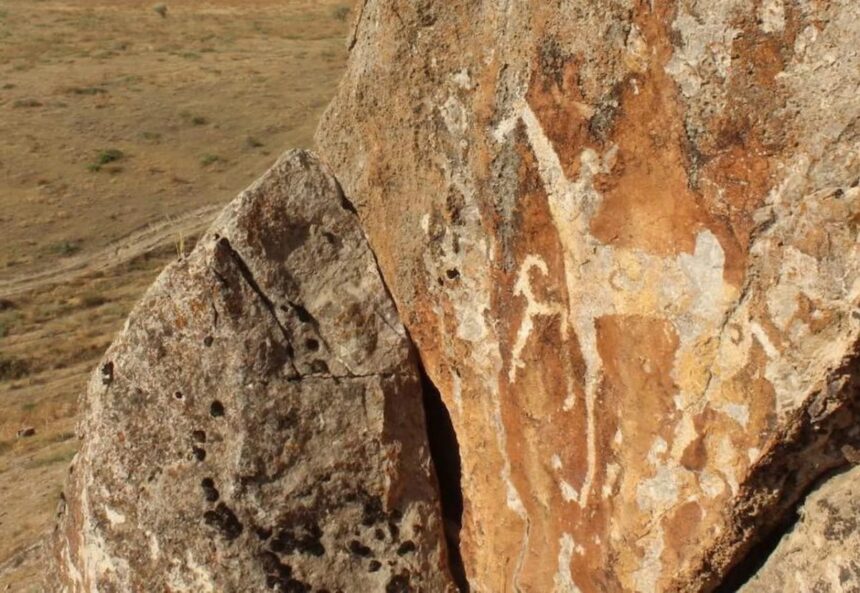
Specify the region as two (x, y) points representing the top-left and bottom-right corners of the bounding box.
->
(553, 534), (584, 593)
(104, 507), (126, 527)
(637, 466), (681, 512)
(633, 528), (665, 593)
(603, 463), (621, 499)
(700, 469), (727, 499)
(560, 480), (580, 503)
(759, 0), (786, 33)
(719, 402), (750, 428)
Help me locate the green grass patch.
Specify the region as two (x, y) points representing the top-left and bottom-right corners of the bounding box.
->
(200, 153), (222, 167)
(88, 148), (124, 172)
(49, 240), (82, 256)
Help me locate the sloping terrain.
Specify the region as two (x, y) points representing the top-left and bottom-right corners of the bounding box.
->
(0, 2), (349, 589)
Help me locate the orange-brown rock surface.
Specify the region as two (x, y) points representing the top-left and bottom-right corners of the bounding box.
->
(317, 1), (860, 591)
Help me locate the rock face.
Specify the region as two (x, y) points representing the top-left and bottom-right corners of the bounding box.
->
(317, 1), (860, 592)
(740, 466), (860, 593)
(48, 151), (456, 592)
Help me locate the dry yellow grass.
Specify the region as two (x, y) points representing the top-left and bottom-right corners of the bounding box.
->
(0, 1), (350, 588)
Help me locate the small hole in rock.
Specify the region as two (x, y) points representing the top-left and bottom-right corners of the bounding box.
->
(289, 302), (314, 324)
(210, 401), (225, 417)
(310, 360), (329, 374)
(348, 540), (373, 558)
(446, 269), (461, 280)
(192, 447), (207, 462)
(201, 478), (219, 502)
(397, 541), (416, 555)
(305, 338), (320, 352)
(192, 430), (206, 443)
(174, 391), (184, 400)
(203, 336), (214, 347)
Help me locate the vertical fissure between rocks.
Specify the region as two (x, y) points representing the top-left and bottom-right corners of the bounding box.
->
(333, 180), (471, 591)
(418, 362), (470, 592)
(712, 464), (852, 593)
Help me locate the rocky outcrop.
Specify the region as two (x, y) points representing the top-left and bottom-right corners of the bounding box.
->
(48, 151), (457, 592)
(318, 1), (860, 592)
(739, 466), (860, 593)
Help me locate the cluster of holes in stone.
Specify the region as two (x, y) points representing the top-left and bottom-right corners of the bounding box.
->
(182, 260), (462, 592)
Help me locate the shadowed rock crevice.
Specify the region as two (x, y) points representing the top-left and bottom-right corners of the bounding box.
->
(713, 465), (853, 593)
(418, 363), (469, 592)
(694, 348), (860, 593)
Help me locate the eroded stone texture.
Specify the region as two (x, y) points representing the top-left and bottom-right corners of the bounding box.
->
(740, 466), (860, 593)
(48, 150), (456, 593)
(317, 1), (860, 592)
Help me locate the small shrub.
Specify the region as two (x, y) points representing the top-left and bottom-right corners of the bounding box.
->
(88, 148), (124, 171)
(12, 98), (41, 108)
(0, 355), (30, 381)
(332, 5), (351, 21)
(200, 153), (221, 167)
(245, 136), (264, 148)
(98, 149), (123, 163)
(50, 241), (81, 256)
(191, 115), (208, 126)
(68, 86), (107, 96)
(140, 131), (161, 142)
(1, 83), (15, 90)
(81, 293), (108, 308)
(153, 3), (168, 18)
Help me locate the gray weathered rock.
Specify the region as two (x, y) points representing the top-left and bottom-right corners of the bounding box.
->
(48, 150), (456, 592)
(740, 465), (860, 593)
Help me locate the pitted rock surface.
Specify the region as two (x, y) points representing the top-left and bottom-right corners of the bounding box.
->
(318, 1), (860, 592)
(740, 465), (860, 593)
(48, 150), (456, 593)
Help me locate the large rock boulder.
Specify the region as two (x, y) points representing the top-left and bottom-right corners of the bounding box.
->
(317, 1), (860, 592)
(740, 465), (860, 593)
(48, 151), (457, 593)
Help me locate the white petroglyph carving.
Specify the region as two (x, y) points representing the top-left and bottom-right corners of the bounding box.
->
(504, 102), (738, 509)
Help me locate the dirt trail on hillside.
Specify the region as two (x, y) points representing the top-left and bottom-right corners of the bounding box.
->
(0, 205), (220, 298)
